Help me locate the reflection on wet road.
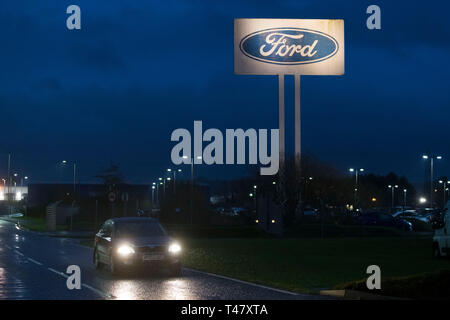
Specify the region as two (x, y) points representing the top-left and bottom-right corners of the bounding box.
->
(0, 219), (325, 300)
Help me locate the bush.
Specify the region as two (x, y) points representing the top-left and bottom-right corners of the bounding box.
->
(337, 270), (450, 299)
(284, 223), (406, 238)
(165, 224), (271, 239)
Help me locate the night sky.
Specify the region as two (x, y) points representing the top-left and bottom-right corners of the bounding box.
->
(1, 0), (449, 186)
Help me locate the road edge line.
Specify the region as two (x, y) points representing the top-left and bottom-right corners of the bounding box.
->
(27, 258), (43, 266)
(82, 283), (115, 299)
(184, 267), (299, 296)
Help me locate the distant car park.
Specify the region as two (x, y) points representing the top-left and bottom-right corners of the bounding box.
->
(392, 210), (431, 224)
(359, 211), (413, 231)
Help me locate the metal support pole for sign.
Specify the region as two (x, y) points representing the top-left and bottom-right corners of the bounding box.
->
(190, 158), (194, 225)
(277, 74), (286, 224)
(278, 75), (285, 169)
(295, 74), (302, 214)
(294, 75), (301, 169)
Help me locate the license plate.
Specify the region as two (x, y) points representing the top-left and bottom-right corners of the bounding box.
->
(143, 254), (164, 261)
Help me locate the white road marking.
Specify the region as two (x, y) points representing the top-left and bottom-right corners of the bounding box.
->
(14, 250), (24, 256)
(82, 283), (114, 299)
(185, 268), (299, 296)
(47, 267), (69, 278)
(47, 267), (114, 299)
(27, 258), (43, 266)
(5, 245), (11, 249)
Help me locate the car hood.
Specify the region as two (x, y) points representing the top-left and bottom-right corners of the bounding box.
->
(116, 236), (172, 247)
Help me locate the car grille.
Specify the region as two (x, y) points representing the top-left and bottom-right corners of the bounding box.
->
(135, 245), (166, 253)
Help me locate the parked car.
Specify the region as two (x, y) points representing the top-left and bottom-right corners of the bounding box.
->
(392, 210), (431, 224)
(359, 211), (412, 231)
(433, 204), (449, 257)
(93, 217), (182, 276)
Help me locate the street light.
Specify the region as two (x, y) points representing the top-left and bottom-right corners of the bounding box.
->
(61, 160), (77, 194)
(183, 155), (202, 225)
(403, 189), (407, 211)
(439, 179), (449, 207)
(167, 168), (182, 194)
(349, 168), (364, 210)
(388, 184), (398, 212)
(304, 176), (314, 206)
(422, 154), (442, 206)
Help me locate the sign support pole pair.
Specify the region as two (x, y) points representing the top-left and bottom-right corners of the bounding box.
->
(235, 18), (345, 225)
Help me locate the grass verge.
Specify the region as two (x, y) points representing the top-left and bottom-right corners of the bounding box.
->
(180, 237), (450, 294)
(336, 269), (450, 299)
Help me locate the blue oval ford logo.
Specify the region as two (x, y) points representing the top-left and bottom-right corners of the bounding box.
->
(240, 28), (339, 65)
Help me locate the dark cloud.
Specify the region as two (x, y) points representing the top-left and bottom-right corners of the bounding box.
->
(0, 0), (449, 184)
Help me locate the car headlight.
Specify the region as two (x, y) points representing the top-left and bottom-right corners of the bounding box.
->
(117, 244), (135, 256)
(168, 243), (181, 254)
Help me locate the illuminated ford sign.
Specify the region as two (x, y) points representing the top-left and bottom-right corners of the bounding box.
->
(234, 19), (344, 75)
(240, 28), (339, 65)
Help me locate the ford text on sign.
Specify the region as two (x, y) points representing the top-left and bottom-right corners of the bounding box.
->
(234, 19), (344, 75)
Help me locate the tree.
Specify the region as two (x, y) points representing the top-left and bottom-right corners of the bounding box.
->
(95, 163), (123, 186)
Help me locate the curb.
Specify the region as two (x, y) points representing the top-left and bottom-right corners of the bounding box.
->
(319, 289), (409, 300)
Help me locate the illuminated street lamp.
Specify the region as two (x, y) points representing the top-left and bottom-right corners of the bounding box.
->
(304, 176), (313, 205)
(403, 189), (407, 211)
(61, 160), (77, 194)
(438, 180), (449, 206)
(183, 155), (202, 225)
(20, 175), (29, 187)
(167, 168), (182, 194)
(422, 154), (442, 206)
(151, 185), (156, 207)
(349, 168), (364, 210)
(252, 185), (257, 214)
(388, 184), (398, 211)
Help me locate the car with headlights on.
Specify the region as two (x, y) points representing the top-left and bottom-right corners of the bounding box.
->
(93, 217), (182, 276)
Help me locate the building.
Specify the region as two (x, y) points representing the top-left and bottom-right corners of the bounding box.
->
(27, 183), (151, 208)
(0, 186), (28, 201)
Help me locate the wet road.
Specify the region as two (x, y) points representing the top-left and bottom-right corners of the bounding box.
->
(0, 219), (326, 300)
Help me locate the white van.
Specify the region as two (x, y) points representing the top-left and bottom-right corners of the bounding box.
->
(432, 202), (449, 257)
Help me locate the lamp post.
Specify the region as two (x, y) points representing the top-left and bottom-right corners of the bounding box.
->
(438, 180), (449, 207)
(422, 154), (442, 207)
(158, 177), (164, 200)
(167, 168), (182, 194)
(388, 185), (398, 212)
(349, 168), (364, 210)
(253, 184), (257, 214)
(61, 160), (77, 195)
(183, 155), (201, 225)
(403, 189), (407, 211)
(151, 185), (156, 209)
(20, 176), (28, 188)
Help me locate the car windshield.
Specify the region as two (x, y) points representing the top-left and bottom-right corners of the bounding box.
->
(115, 222), (166, 238)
